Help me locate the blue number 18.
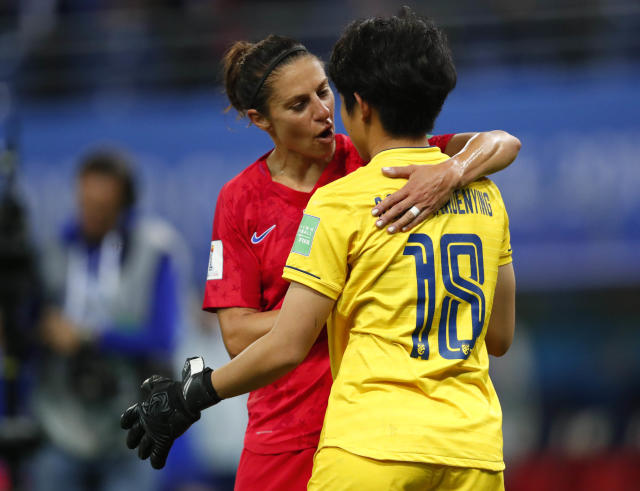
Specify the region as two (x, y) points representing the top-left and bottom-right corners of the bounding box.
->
(403, 233), (486, 360)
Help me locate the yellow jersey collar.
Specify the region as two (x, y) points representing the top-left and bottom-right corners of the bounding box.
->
(368, 145), (442, 168)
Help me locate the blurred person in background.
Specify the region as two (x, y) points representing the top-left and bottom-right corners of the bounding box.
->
(0, 129), (42, 491)
(29, 148), (188, 491)
(121, 9), (517, 490)
(121, 32), (520, 491)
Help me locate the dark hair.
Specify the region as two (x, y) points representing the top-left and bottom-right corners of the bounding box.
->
(77, 149), (137, 209)
(222, 35), (312, 117)
(328, 8), (457, 137)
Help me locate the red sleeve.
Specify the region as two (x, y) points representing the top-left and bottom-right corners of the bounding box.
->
(428, 133), (455, 153)
(202, 183), (261, 312)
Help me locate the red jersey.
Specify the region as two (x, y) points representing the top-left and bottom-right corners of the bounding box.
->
(203, 133), (453, 454)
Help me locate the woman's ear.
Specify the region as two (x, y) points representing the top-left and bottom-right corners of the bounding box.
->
(247, 109), (271, 131)
(353, 93), (371, 122)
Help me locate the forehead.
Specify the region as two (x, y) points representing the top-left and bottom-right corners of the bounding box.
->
(269, 56), (327, 101)
(78, 172), (123, 197)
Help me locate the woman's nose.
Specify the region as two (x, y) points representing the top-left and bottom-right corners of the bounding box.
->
(313, 97), (331, 120)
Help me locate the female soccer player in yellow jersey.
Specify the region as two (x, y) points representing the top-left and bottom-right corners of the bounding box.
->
(121, 11), (518, 491)
(202, 35), (518, 491)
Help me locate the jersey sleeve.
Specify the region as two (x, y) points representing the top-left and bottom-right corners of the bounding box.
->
(282, 190), (352, 300)
(428, 134), (454, 153)
(202, 184), (262, 311)
(499, 208), (513, 266)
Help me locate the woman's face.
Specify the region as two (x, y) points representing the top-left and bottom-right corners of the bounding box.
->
(77, 173), (124, 242)
(262, 56), (336, 161)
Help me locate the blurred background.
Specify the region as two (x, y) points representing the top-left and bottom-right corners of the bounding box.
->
(0, 0), (638, 490)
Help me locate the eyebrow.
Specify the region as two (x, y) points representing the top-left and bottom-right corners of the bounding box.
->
(283, 78), (329, 106)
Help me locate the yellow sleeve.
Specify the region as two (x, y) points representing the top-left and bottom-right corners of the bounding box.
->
(283, 190), (353, 300)
(499, 207), (513, 266)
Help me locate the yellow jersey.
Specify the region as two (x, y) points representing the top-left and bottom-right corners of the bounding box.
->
(283, 146), (512, 471)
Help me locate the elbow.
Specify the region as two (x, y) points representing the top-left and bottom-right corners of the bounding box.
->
(508, 134), (522, 156)
(487, 338), (512, 357)
(225, 345), (242, 360)
(493, 130), (521, 160)
(270, 332), (309, 371)
(221, 331), (245, 359)
(486, 329), (514, 357)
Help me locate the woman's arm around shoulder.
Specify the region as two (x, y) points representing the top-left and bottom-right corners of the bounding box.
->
(372, 130), (521, 232)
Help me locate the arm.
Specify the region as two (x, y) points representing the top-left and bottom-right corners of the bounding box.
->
(202, 183), (269, 358)
(212, 283), (333, 398)
(444, 131), (521, 186)
(485, 263), (516, 357)
(216, 307), (280, 358)
(121, 282), (333, 468)
(372, 130), (521, 233)
(123, 192), (344, 469)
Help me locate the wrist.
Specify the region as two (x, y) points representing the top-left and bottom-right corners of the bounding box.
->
(181, 357), (221, 413)
(202, 367), (222, 404)
(440, 157), (463, 192)
(448, 156), (466, 189)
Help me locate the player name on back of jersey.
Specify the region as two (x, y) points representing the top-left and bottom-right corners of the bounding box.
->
(434, 188), (493, 217)
(374, 187), (493, 220)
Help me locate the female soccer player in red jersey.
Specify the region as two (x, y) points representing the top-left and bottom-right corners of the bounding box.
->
(197, 35), (521, 491)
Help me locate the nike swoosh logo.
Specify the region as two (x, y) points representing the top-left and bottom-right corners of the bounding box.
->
(251, 225), (276, 244)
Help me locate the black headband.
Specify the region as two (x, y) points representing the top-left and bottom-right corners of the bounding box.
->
(248, 46), (308, 109)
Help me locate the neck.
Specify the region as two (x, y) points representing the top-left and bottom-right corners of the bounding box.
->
(266, 146), (332, 192)
(368, 133), (430, 160)
(361, 110), (430, 160)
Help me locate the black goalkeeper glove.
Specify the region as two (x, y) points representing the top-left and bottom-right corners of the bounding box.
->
(120, 356), (221, 469)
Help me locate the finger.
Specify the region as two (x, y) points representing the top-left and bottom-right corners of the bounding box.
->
(150, 443), (173, 470)
(121, 404), (139, 429)
(386, 207), (422, 234)
(411, 192), (452, 220)
(400, 208), (432, 232)
(397, 191), (454, 232)
(140, 377), (153, 395)
(140, 374), (166, 395)
(375, 197), (414, 228)
(380, 165), (415, 179)
(371, 188), (408, 217)
(138, 434), (153, 460)
(126, 421), (145, 449)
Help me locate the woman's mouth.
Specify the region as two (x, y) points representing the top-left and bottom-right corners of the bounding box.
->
(315, 127), (334, 143)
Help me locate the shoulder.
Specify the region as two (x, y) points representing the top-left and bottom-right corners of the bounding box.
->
(484, 178), (508, 208)
(40, 236), (69, 286)
(467, 178), (509, 217)
(308, 165), (368, 213)
(468, 176), (498, 196)
(473, 177), (499, 194)
(134, 217), (186, 256)
(218, 153), (271, 200)
(313, 166), (360, 197)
